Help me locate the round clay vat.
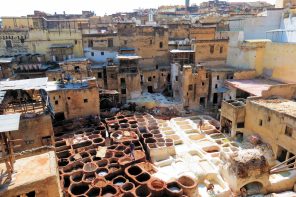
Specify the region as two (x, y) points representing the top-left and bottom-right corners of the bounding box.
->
(116, 145), (126, 151)
(68, 182), (89, 196)
(82, 171), (96, 183)
(156, 138), (165, 143)
(127, 165), (142, 176)
(95, 167), (109, 177)
(83, 162), (97, 173)
(148, 143), (157, 149)
(108, 163), (120, 173)
(130, 124), (138, 129)
(154, 134), (163, 138)
(104, 151), (113, 158)
(117, 115), (125, 119)
(120, 182), (135, 193)
(86, 187), (101, 196)
(135, 172), (151, 184)
(98, 125), (106, 131)
(92, 177), (108, 188)
(93, 137), (105, 145)
(129, 120), (137, 124)
(81, 157), (91, 164)
(157, 142), (165, 147)
(135, 185), (151, 197)
(108, 157), (119, 164)
(166, 181), (184, 196)
(63, 161), (83, 173)
(101, 184), (119, 197)
(151, 129), (160, 135)
(142, 133), (153, 139)
(138, 127), (147, 133)
(177, 176), (197, 196)
(114, 151), (125, 158)
(112, 175), (128, 186)
(147, 178), (166, 196)
(119, 119), (128, 124)
(58, 158), (69, 167)
(88, 149), (97, 156)
(107, 145), (117, 150)
(96, 159), (109, 167)
(118, 157), (133, 166)
(148, 125), (158, 131)
(120, 123), (130, 129)
(145, 137), (157, 144)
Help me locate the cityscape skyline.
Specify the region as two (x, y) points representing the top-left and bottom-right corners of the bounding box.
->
(0, 0), (277, 17)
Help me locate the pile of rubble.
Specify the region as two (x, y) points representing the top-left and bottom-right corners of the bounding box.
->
(227, 149), (270, 178)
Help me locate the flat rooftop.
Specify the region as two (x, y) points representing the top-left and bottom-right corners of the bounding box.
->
(0, 77), (48, 91)
(226, 78), (282, 96)
(251, 98), (296, 118)
(0, 151), (58, 195)
(46, 77), (96, 91)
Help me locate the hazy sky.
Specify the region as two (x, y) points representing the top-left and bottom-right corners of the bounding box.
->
(1, 0), (276, 17)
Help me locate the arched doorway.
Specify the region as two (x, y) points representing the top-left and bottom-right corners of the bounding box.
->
(241, 182), (263, 196)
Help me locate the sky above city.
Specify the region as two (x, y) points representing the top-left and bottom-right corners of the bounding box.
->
(1, 0), (277, 17)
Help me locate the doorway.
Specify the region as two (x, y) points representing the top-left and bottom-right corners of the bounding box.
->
(147, 86), (153, 93)
(241, 182), (263, 196)
(55, 112), (65, 121)
(213, 93), (218, 104)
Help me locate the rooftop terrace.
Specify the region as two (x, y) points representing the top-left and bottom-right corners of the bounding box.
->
(226, 78), (282, 96)
(0, 150), (60, 196)
(251, 98), (296, 118)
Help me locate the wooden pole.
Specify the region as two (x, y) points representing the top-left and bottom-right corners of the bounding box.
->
(271, 155), (296, 170)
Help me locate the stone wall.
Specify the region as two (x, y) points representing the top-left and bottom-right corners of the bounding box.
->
(49, 84), (100, 119)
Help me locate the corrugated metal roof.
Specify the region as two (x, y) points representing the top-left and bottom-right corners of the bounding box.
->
(49, 44), (74, 49)
(117, 54), (142, 60)
(0, 57), (14, 63)
(0, 113), (21, 132)
(170, 49), (195, 53)
(0, 90), (6, 104)
(0, 77), (48, 90)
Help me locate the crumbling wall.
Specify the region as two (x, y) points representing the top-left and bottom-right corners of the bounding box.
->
(11, 114), (54, 152)
(49, 85), (100, 119)
(0, 30), (29, 56)
(141, 69), (170, 93)
(179, 65), (209, 110)
(261, 84), (296, 100)
(193, 39), (228, 64)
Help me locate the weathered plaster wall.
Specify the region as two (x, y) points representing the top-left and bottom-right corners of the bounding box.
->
(0, 30), (29, 55)
(11, 114), (54, 152)
(27, 30), (83, 60)
(167, 24), (190, 39)
(179, 65), (209, 110)
(117, 24), (169, 67)
(244, 99), (296, 157)
(0, 30), (83, 60)
(262, 42), (296, 83)
(49, 84), (100, 119)
(118, 73), (142, 100)
(261, 84), (296, 99)
(189, 27), (216, 40)
(141, 69), (169, 93)
(193, 40), (228, 64)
